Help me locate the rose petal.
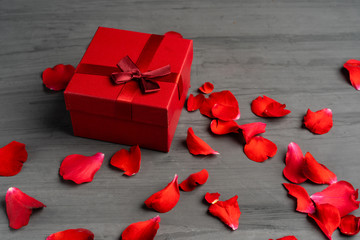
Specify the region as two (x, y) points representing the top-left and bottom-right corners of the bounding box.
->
(238, 122), (266, 143)
(208, 195), (241, 230)
(110, 145), (141, 176)
(179, 169), (209, 192)
(121, 216), (160, 240)
(303, 152), (337, 185)
(42, 64), (75, 91)
(205, 192), (221, 204)
(244, 136), (277, 162)
(210, 91), (240, 121)
(199, 82), (214, 94)
(46, 228), (94, 240)
(59, 152), (104, 184)
(283, 183), (315, 214)
(187, 94), (205, 112)
(6, 187), (46, 229)
(186, 127), (219, 155)
(308, 203), (341, 240)
(303, 108), (333, 135)
(283, 142), (307, 184)
(210, 119), (239, 135)
(0, 141), (28, 176)
(251, 95), (291, 117)
(339, 215), (360, 236)
(343, 59), (360, 90)
(199, 98), (216, 118)
(269, 236), (298, 240)
(145, 174), (180, 213)
(310, 181), (360, 217)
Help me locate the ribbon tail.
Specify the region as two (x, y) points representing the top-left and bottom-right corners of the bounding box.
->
(142, 65), (171, 79)
(139, 78), (160, 93)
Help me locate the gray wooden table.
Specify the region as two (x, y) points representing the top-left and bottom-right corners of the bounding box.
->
(1, 0), (360, 239)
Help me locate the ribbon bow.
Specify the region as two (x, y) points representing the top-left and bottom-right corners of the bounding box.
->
(110, 55), (171, 93)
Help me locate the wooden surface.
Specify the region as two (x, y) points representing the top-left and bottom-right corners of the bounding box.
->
(1, 0), (360, 239)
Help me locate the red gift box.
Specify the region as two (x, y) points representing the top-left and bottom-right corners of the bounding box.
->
(64, 27), (193, 152)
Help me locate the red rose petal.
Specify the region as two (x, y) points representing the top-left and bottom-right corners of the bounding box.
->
(145, 174), (180, 213)
(308, 203), (341, 240)
(59, 152), (104, 184)
(238, 122), (266, 143)
(210, 91), (240, 121)
(283, 142), (307, 184)
(208, 195), (241, 230)
(0, 141), (28, 177)
(244, 136), (277, 162)
(6, 187), (46, 229)
(42, 64), (75, 91)
(303, 152), (337, 185)
(187, 94), (205, 112)
(269, 236), (298, 240)
(210, 119), (239, 135)
(179, 169), (209, 192)
(199, 82), (214, 94)
(121, 216), (160, 240)
(186, 127), (219, 155)
(310, 181), (360, 217)
(283, 183), (315, 214)
(110, 145), (141, 176)
(46, 228), (94, 240)
(199, 98), (216, 118)
(303, 108), (333, 135)
(251, 95), (291, 117)
(343, 59), (360, 90)
(205, 192), (221, 204)
(339, 215), (360, 236)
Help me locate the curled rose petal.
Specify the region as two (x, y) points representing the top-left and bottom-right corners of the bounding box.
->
(46, 228), (94, 240)
(199, 98), (216, 118)
(121, 216), (160, 240)
(110, 145), (141, 176)
(187, 94), (205, 112)
(303, 108), (333, 135)
(59, 152), (104, 184)
(6, 187), (46, 229)
(180, 169), (209, 192)
(283, 142), (307, 184)
(205, 192), (221, 204)
(343, 59), (360, 90)
(186, 127), (219, 155)
(308, 203), (341, 240)
(0, 141), (28, 177)
(269, 236), (298, 240)
(283, 183), (315, 214)
(42, 64), (75, 91)
(208, 195), (241, 230)
(199, 82), (214, 94)
(339, 215), (360, 236)
(251, 95), (291, 117)
(244, 136), (277, 162)
(303, 152), (337, 185)
(145, 174), (180, 213)
(210, 119), (239, 135)
(310, 181), (360, 217)
(210, 91), (240, 121)
(238, 122), (266, 143)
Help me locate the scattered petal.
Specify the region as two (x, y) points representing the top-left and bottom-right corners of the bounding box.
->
(186, 127), (219, 155)
(310, 181), (359, 217)
(42, 64), (75, 91)
(121, 216), (160, 240)
(208, 195), (241, 230)
(210, 91), (240, 121)
(283, 183), (315, 214)
(6, 187), (46, 229)
(244, 136), (277, 162)
(251, 95), (291, 117)
(46, 228), (95, 240)
(110, 145), (141, 176)
(0, 141), (28, 177)
(339, 215), (360, 236)
(199, 98), (216, 118)
(269, 236), (298, 240)
(145, 174), (180, 213)
(303, 152), (337, 185)
(210, 119), (239, 135)
(238, 122), (266, 143)
(303, 108), (333, 135)
(199, 82), (214, 94)
(180, 169), (209, 192)
(205, 192), (221, 204)
(59, 152), (104, 184)
(343, 59), (360, 90)
(283, 142), (307, 184)
(187, 94), (205, 112)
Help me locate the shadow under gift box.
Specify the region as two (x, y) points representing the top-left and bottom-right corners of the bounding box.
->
(64, 27), (193, 152)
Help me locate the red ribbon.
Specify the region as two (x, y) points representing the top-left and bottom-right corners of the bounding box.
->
(111, 55), (171, 94)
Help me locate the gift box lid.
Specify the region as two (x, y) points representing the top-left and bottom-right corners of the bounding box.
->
(64, 27), (193, 127)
